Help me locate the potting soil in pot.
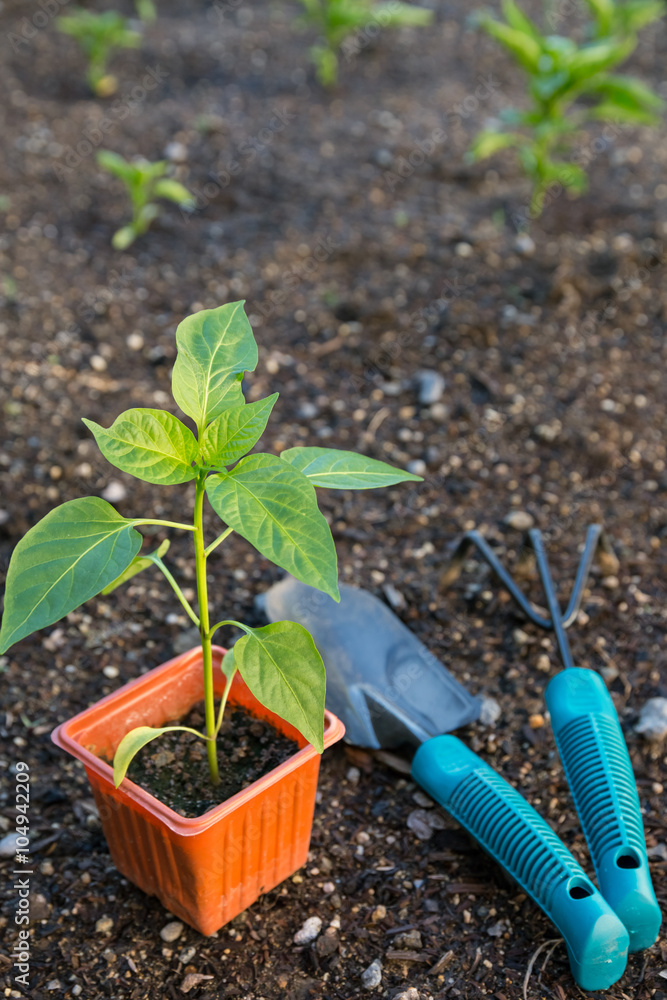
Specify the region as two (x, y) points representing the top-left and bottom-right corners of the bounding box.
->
(115, 703), (299, 817)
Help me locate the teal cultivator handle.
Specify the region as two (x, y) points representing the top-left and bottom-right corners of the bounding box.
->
(412, 735), (629, 991)
(546, 668), (662, 952)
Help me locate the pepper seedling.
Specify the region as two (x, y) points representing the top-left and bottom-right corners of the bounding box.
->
(0, 301), (422, 788)
(96, 151), (196, 249)
(56, 8), (142, 97)
(298, 0), (433, 86)
(469, 0), (664, 219)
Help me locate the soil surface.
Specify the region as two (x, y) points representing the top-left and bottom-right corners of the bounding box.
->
(125, 705), (299, 818)
(1, 1), (667, 999)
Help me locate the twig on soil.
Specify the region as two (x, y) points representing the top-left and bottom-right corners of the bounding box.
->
(522, 938), (563, 1000)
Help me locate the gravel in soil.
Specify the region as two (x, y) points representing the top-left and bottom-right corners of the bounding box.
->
(123, 705), (299, 817)
(1, 0), (666, 997)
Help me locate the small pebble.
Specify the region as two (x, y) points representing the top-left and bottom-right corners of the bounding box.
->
(413, 790), (434, 808)
(395, 929), (422, 949)
(416, 369), (445, 405)
(95, 916), (114, 935)
(407, 808), (446, 841)
(46, 981), (62, 991)
(72, 986), (82, 996)
(513, 628), (531, 645)
(0, 832), (21, 857)
(346, 766), (361, 785)
(160, 921), (184, 943)
(636, 698), (667, 741)
(315, 926), (340, 957)
(103, 665), (119, 679)
(536, 654), (551, 672)
(361, 957), (383, 989)
(407, 459), (426, 476)
(395, 989), (420, 1000)
(102, 480), (127, 503)
(479, 696), (501, 726)
(371, 904), (387, 923)
(322, 881), (335, 894)
(504, 510), (534, 531)
(601, 575), (619, 590)
(165, 141), (188, 162)
(356, 830), (371, 845)
(455, 241), (473, 257)
(294, 915), (322, 944)
(514, 233), (536, 256)
(487, 919), (507, 937)
(528, 714), (545, 729)
(383, 583), (406, 611)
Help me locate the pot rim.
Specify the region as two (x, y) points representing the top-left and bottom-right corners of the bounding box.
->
(52, 644), (345, 835)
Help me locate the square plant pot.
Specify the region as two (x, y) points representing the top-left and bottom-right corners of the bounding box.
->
(52, 645), (345, 935)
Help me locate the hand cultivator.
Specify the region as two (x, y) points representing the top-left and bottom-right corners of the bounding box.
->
(421, 525), (662, 977)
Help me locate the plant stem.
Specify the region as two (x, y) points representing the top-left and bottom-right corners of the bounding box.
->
(135, 518), (196, 532)
(194, 475), (219, 785)
(215, 661), (237, 736)
(152, 558), (200, 628)
(204, 526), (233, 558)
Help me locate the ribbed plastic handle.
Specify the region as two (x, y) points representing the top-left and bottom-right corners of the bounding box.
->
(546, 668), (662, 952)
(412, 735), (629, 991)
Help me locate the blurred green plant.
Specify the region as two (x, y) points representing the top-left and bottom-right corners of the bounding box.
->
(469, 0), (664, 218)
(298, 0), (433, 86)
(135, 0), (157, 23)
(56, 9), (142, 97)
(97, 151), (196, 249)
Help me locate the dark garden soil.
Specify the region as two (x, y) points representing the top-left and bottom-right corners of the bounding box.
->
(125, 706), (299, 818)
(1, 0), (667, 998)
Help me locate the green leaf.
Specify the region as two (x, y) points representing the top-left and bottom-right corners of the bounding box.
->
(586, 73), (664, 114)
(113, 724), (206, 787)
(206, 454), (339, 600)
(280, 446), (423, 489)
(82, 409), (199, 485)
(233, 622), (326, 752)
(111, 225), (137, 250)
(200, 394), (278, 469)
(101, 539), (170, 595)
(0, 498), (142, 653)
(478, 16), (542, 73)
(469, 130), (524, 161)
(501, 0), (543, 43)
(172, 301), (258, 431)
(568, 38), (635, 82)
(152, 179), (196, 208)
(97, 150), (135, 182)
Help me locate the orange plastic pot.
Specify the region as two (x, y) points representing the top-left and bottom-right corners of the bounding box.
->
(51, 645), (345, 935)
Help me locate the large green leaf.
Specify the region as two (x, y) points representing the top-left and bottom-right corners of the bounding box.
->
(234, 622), (326, 752)
(0, 498), (142, 653)
(172, 302), (258, 431)
(200, 394), (278, 469)
(83, 409), (199, 485)
(205, 454), (339, 600)
(280, 447), (423, 489)
(101, 538), (170, 594)
(113, 724), (206, 787)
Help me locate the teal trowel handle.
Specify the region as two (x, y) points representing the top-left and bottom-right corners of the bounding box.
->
(412, 735), (628, 991)
(546, 668), (662, 951)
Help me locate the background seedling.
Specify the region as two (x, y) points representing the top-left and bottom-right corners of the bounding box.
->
(56, 8), (142, 97)
(97, 150), (196, 249)
(0, 302), (422, 789)
(298, 0), (433, 86)
(469, 0), (664, 219)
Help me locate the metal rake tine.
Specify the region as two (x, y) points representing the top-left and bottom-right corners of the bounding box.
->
(441, 530), (552, 628)
(528, 529), (576, 671)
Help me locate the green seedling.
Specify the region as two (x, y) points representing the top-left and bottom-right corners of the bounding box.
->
(135, 0), (157, 23)
(97, 150), (195, 250)
(298, 0), (433, 86)
(56, 9), (141, 97)
(469, 0), (664, 219)
(0, 301), (422, 788)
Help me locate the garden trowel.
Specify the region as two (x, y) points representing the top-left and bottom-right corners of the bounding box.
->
(259, 575), (630, 991)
